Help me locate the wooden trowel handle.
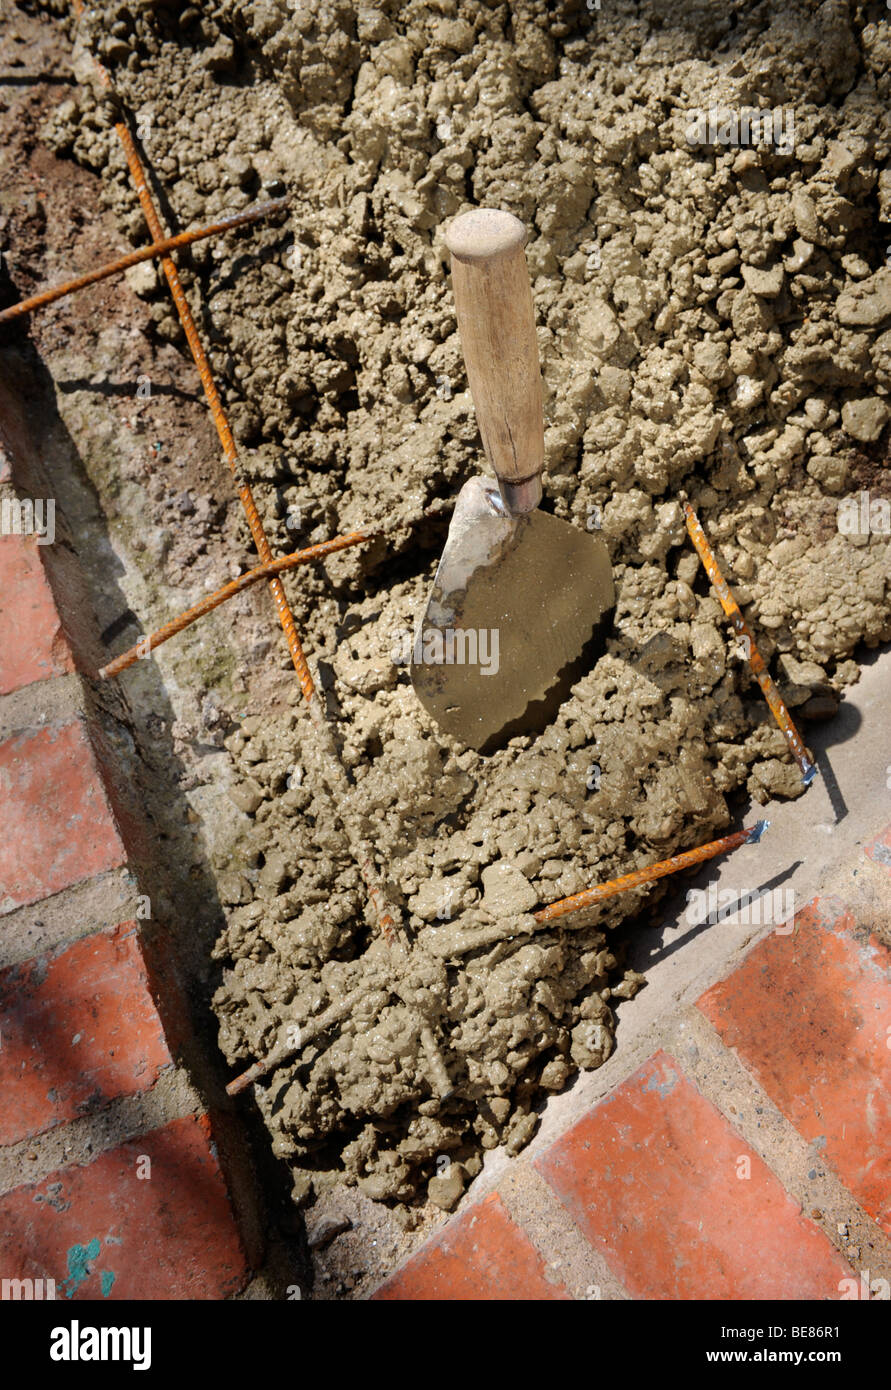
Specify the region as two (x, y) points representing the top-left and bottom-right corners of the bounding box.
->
(444, 209), (544, 515)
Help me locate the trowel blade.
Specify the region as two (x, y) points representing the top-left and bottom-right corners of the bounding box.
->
(411, 476), (615, 750)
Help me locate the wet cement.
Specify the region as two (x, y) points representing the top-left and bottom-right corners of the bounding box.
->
(38, 0), (891, 1224)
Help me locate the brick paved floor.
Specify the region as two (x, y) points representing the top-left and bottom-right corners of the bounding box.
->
(372, 851), (891, 1300)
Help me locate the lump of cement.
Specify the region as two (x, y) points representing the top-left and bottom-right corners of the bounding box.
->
(841, 397), (891, 443)
(806, 454), (848, 494)
(741, 264), (785, 298)
(124, 260), (158, 298)
(427, 1163), (466, 1212)
(836, 269), (891, 328)
(480, 862), (538, 916)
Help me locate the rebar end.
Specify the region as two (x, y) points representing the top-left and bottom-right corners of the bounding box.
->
(747, 819), (771, 845)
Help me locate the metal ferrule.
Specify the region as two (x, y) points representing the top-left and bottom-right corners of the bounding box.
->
(497, 473), (542, 516)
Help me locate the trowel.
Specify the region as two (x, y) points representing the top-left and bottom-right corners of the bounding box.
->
(411, 208), (615, 750)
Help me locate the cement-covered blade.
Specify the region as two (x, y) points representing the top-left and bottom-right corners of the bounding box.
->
(411, 476), (614, 749)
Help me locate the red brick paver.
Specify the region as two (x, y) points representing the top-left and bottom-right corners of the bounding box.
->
(698, 899), (891, 1235)
(0, 720), (128, 912)
(0, 1115), (248, 1299)
(0, 534), (75, 695)
(373, 1191), (569, 1301)
(536, 1051), (854, 1300)
(0, 922), (173, 1147)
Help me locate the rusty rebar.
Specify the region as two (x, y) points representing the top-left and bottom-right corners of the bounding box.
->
(69, 1), (310, 685)
(69, 3), (451, 1095)
(227, 820), (770, 1091)
(0, 198), (289, 324)
(97, 530), (371, 680)
(533, 820), (769, 925)
(97, 501), (451, 679)
(683, 503), (816, 785)
(226, 987), (366, 1098)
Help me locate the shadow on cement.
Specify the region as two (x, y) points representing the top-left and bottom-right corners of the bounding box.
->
(625, 861), (803, 973)
(55, 376), (202, 403)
